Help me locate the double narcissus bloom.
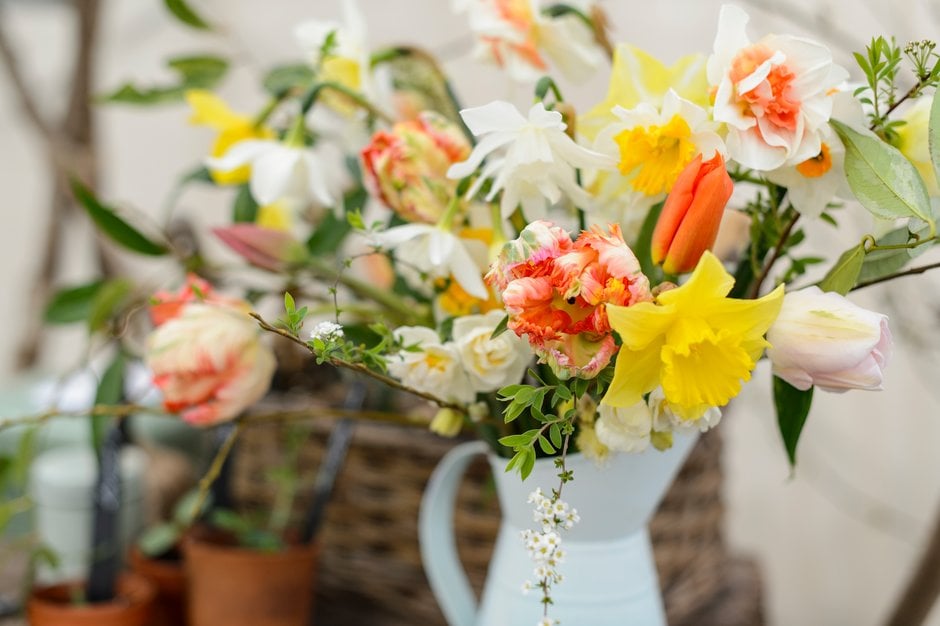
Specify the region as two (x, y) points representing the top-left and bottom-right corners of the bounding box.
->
(455, 0), (605, 83)
(603, 251), (783, 420)
(488, 221), (651, 379)
(145, 278), (276, 426)
(651, 153), (734, 275)
(707, 5), (849, 171)
(361, 111), (472, 223)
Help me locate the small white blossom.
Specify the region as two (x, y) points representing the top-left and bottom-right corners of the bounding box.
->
(310, 321), (344, 342)
(537, 618), (557, 626)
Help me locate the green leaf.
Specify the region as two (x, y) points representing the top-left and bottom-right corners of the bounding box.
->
(497, 384), (525, 398)
(100, 55), (228, 105)
(174, 489), (213, 525)
(857, 224), (933, 283)
(138, 523), (181, 557)
(549, 423), (563, 448)
(87, 279), (133, 332)
(12, 427), (38, 489)
(773, 376), (814, 467)
(930, 88), (940, 192)
(832, 120), (933, 224)
(489, 314), (510, 340)
(306, 211), (352, 255)
(263, 64), (316, 96)
(232, 185), (259, 223)
(537, 435), (554, 455)
(519, 447), (536, 480)
(818, 244), (865, 295)
(44, 281), (104, 324)
(92, 353), (125, 453)
(498, 433), (536, 448)
(164, 0), (211, 29)
(71, 179), (168, 255)
(634, 201), (664, 281)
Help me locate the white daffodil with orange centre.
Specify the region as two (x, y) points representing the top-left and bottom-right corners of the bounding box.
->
(448, 100), (614, 221)
(764, 92), (862, 218)
(707, 4), (849, 171)
(593, 89), (725, 219)
(455, 0), (604, 83)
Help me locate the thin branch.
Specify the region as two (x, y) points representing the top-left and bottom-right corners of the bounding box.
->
(187, 420), (243, 525)
(852, 261), (940, 291)
(749, 213), (800, 298)
(251, 312), (469, 414)
(0, 15), (56, 143)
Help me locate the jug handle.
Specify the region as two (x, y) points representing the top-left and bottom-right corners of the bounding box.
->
(419, 441), (489, 626)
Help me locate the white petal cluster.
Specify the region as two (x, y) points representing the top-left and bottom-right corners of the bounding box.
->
(309, 320), (344, 343)
(448, 101), (614, 220)
(519, 488), (579, 609)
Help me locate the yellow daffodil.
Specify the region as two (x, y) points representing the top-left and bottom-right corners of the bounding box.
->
(580, 44), (709, 141)
(186, 90), (274, 185)
(602, 252), (783, 420)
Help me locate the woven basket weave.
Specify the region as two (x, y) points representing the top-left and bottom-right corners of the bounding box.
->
(233, 414), (762, 625)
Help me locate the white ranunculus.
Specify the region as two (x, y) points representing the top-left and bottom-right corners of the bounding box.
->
(386, 327), (476, 404)
(767, 287), (892, 392)
(452, 310), (532, 393)
(595, 401), (652, 453)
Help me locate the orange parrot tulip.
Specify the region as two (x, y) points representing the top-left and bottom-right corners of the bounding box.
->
(651, 153), (733, 274)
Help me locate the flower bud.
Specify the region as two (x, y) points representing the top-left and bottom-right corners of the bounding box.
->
(766, 286), (891, 392)
(361, 111), (471, 223)
(651, 153), (733, 274)
(429, 408), (464, 438)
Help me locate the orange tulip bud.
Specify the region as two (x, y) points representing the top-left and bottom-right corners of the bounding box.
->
(651, 153), (733, 274)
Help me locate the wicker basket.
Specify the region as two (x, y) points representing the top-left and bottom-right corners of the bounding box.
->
(233, 415), (762, 625)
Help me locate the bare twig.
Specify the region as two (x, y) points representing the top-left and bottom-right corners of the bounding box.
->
(852, 261), (940, 291)
(251, 312), (469, 414)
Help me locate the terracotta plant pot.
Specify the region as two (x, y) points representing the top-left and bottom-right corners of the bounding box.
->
(27, 571), (156, 626)
(184, 534), (319, 626)
(128, 545), (187, 626)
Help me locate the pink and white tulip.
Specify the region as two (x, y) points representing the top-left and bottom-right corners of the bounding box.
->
(766, 286), (891, 392)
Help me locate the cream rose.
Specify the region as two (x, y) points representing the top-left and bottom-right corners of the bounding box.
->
(387, 326), (475, 404)
(452, 311), (532, 393)
(595, 401), (653, 453)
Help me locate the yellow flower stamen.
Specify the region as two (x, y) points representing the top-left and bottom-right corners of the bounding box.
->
(613, 114), (697, 195)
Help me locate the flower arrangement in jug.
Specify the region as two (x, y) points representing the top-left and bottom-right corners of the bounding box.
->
(50, 0), (940, 623)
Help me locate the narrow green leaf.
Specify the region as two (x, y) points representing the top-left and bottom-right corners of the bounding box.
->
(306, 211), (352, 255)
(832, 120), (933, 224)
(818, 244), (865, 295)
(489, 314), (510, 340)
(92, 353), (125, 453)
(504, 401), (526, 423)
(163, 0), (211, 29)
(44, 281), (104, 324)
(87, 279), (133, 332)
(71, 180), (168, 255)
(138, 523), (181, 557)
(284, 291), (296, 313)
(549, 423), (563, 448)
(773, 376), (814, 467)
(263, 64), (316, 96)
(519, 448), (536, 480)
(634, 201), (665, 280)
(498, 433), (535, 448)
(232, 185), (259, 223)
(100, 55), (228, 105)
(12, 427), (38, 489)
(929, 88), (940, 191)
(553, 385), (572, 401)
(537, 435), (554, 455)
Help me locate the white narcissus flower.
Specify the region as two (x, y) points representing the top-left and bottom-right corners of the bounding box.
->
(387, 327), (476, 404)
(294, 0), (372, 100)
(146, 303), (276, 427)
(707, 5), (849, 171)
(594, 401), (652, 453)
(648, 388), (721, 433)
(765, 92), (864, 218)
(452, 310), (532, 393)
(370, 223), (489, 299)
(207, 139), (344, 209)
(767, 286), (892, 392)
(893, 96), (940, 196)
(455, 0), (604, 84)
(447, 101), (615, 220)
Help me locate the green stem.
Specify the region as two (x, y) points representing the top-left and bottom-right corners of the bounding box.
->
(437, 195), (461, 231)
(305, 256), (430, 325)
(301, 81), (393, 123)
(284, 114), (307, 147)
(186, 420), (244, 526)
(252, 96), (283, 129)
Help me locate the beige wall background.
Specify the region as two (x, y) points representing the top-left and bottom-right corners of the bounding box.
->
(3, 0), (940, 624)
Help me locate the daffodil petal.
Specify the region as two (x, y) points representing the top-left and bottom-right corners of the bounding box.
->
(601, 341), (663, 408)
